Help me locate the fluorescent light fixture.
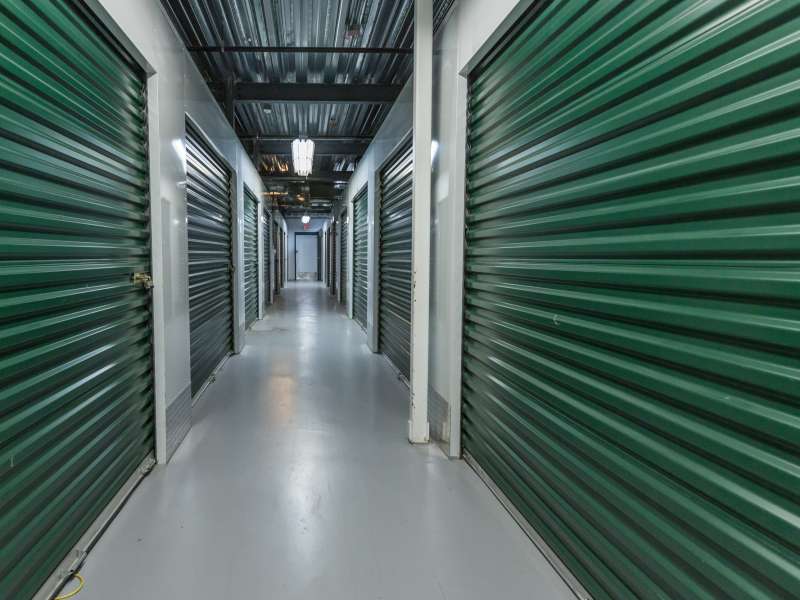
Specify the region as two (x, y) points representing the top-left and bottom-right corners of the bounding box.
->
(292, 138), (314, 177)
(301, 215), (311, 224)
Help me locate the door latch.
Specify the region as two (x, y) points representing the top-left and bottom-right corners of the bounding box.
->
(132, 272), (154, 290)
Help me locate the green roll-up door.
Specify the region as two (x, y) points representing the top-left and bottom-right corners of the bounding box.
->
(186, 121), (233, 396)
(243, 187), (258, 329)
(329, 219), (337, 295)
(352, 185), (368, 330)
(0, 1), (154, 597)
(263, 209), (271, 309)
(378, 139), (412, 379)
(272, 221), (280, 295)
(339, 214), (348, 305)
(462, 2), (800, 599)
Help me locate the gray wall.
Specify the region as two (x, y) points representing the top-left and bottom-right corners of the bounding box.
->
(91, 0), (264, 462)
(286, 218), (328, 280)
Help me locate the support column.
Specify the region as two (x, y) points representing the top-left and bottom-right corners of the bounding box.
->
(409, 0), (432, 444)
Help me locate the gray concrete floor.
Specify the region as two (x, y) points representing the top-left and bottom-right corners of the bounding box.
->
(79, 282), (573, 600)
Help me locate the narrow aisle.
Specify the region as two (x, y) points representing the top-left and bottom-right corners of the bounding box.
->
(79, 283), (573, 600)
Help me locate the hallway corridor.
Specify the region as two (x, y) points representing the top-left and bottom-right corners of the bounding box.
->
(78, 282), (572, 600)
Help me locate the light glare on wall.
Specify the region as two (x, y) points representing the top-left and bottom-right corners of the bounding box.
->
(292, 139), (314, 177)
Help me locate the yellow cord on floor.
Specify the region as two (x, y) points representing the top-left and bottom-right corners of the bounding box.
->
(55, 573), (84, 599)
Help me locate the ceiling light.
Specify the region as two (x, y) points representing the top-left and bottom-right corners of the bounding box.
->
(301, 215), (311, 224)
(292, 138), (314, 177)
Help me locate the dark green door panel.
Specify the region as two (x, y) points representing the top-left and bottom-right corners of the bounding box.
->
(329, 219), (337, 295)
(273, 221), (280, 295)
(379, 138), (412, 380)
(186, 121), (233, 396)
(263, 208), (271, 309)
(244, 187), (258, 329)
(339, 214), (348, 305)
(462, 1), (800, 599)
(352, 186), (368, 330)
(0, 1), (154, 597)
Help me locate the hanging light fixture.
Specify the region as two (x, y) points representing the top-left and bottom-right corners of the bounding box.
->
(292, 138), (314, 177)
(301, 215), (311, 224)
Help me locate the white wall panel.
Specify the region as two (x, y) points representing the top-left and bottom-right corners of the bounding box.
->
(285, 218), (329, 279)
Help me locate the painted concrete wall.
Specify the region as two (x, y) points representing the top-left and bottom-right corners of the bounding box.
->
(90, 0), (264, 462)
(286, 218), (328, 280)
(428, 0), (525, 454)
(344, 80), (414, 352)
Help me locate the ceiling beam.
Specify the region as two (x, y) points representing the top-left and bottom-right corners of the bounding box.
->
(189, 45), (412, 55)
(262, 172), (352, 184)
(240, 135), (373, 143)
(255, 140), (370, 155)
(233, 82), (402, 104)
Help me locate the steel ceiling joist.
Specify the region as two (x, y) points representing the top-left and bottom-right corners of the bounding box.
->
(189, 45), (413, 55)
(262, 172), (352, 184)
(241, 135), (373, 143)
(232, 82), (402, 104)
(254, 140), (370, 155)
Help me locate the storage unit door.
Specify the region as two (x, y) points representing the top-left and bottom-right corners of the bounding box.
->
(263, 210), (272, 309)
(330, 222), (337, 295)
(378, 139), (413, 379)
(243, 188), (258, 329)
(272, 222), (279, 294)
(352, 186), (368, 329)
(0, 2), (155, 597)
(461, 3), (800, 599)
(276, 231), (280, 289)
(186, 121), (233, 396)
(339, 215), (348, 304)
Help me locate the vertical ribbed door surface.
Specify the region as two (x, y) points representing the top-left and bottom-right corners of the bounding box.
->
(329, 219), (336, 295)
(339, 214), (348, 305)
(461, 2), (800, 599)
(378, 139), (413, 379)
(352, 186), (369, 330)
(0, 1), (155, 597)
(263, 209), (271, 309)
(243, 188), (258, 328)
(186, 121), (233, 396)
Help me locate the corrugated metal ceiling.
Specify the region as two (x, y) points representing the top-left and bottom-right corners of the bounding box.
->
(161, 0), (453, 214)
(161, 0), (413, 138)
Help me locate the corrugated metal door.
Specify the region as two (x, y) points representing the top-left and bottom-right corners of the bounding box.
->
(0, 1), (154, 597)
(276, 225), (284, 292)
(186, 121), (233, 396)
(262, 209), (271, 309)
(329, 219), (337, 295)
(462, 2), (800, 599)
(378, 139), (412, 379)
(352, 186), (368, 329)
(243, 187), (258, 329)
(272, 221), (280, 295)
(325, 230), (330, 285)
(339, 215), (348, 305)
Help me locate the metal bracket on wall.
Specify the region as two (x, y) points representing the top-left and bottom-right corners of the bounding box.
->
(139, 455), (157, 476)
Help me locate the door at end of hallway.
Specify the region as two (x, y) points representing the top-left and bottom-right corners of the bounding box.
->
(295, 232), (320, 281)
